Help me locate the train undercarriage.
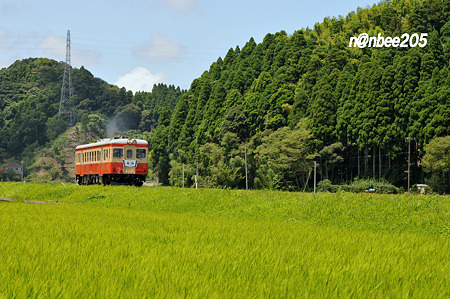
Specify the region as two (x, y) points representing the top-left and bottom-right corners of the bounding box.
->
(77, 174), (145, 186)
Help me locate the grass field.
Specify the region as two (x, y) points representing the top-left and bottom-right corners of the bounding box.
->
(0, 183), (448, 297)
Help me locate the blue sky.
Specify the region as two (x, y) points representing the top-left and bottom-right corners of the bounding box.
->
(0, 0), (377, 92)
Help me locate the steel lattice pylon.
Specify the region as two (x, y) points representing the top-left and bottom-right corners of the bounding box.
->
(58, 30), (74, 124)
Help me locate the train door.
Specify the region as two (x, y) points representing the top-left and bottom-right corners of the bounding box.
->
(123, 146), (136, 174)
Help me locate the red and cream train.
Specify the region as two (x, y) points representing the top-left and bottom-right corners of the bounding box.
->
(75, 137), (148, 186)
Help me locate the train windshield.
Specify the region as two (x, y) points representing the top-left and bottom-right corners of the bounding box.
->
(137, 149), (146, 159)
(127, 149), (133, 159)
(113, 148), (123, 158)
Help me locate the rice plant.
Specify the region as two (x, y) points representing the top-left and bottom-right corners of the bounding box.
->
(0, 183), (448, 297)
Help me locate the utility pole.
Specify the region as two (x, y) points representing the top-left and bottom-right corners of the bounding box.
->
(408, 137), (411, 193)
(21, 160), (24, 182)
(195, 161), (198, 189)
(314, 161), (317, 193)
(245, 143), (248, 191)
(357, 146), (360, 176)
(59, 30), (74, 124)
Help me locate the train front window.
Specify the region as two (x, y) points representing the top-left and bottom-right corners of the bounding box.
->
(127, 149), (133, 159)
(137, 149), (146, 159)
(113, 148), (123, 158)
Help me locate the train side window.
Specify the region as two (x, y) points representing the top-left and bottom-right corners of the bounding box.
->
(127, 149), (133, 159)
(136, 149), (146, 159)
(113, 148), (123, 158)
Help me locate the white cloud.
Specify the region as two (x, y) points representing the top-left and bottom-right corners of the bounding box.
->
(0, 2), (27, 15)
(38, 34), (100, 67)
(163, 0), (198, 12)
(115, 67), (166, 93)
(133, 33), (183, 62)
(39, 34), (66, 58)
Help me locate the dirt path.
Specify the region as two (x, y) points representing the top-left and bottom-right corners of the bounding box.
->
(24, 200), (64, 204)
(0, 198), (16, 202)
(0, 198), (64, 204)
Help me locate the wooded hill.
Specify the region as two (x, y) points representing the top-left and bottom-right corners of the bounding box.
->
(0, 58), (184, 180)
(151, 0), (449, 192)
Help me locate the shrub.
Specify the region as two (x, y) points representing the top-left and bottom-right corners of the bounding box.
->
(317, 179), (337, 192)
(317, 178), (398, 194)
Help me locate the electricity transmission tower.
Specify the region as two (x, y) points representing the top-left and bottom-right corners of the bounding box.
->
(58, 30), (74, 124)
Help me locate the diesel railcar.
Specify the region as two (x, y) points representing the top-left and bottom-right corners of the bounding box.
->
(75, 137), (148, 186)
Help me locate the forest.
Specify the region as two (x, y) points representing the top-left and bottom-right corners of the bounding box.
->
(0, 0), (449, 192)
(150, 0), (449, 192)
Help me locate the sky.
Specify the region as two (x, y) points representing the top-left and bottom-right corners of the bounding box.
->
(0, 0), (377, 92)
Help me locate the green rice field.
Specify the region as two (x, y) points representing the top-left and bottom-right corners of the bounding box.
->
(0, 182), (448, 297)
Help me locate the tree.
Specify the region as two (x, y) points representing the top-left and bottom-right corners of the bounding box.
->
(114, 103), (142, 132)
(422, 135), (450, 193)
(46, 117), (67, 141)
(150, 111), (172, 185)
(82, 113), (105, 139)
(319, 142), (345, 180)
(221, 106), (250, 141)
(422, 136), (450, 174)
(255, 119), (315, 190)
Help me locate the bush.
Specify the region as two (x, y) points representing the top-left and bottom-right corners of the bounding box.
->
(317, 178), (399, 194)
(317, 179), (337, 192)
(426, 175), (448, 194)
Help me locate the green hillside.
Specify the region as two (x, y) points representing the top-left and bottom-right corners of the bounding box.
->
(151, 0), (449, 192)
(0, 58), (184, 180)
